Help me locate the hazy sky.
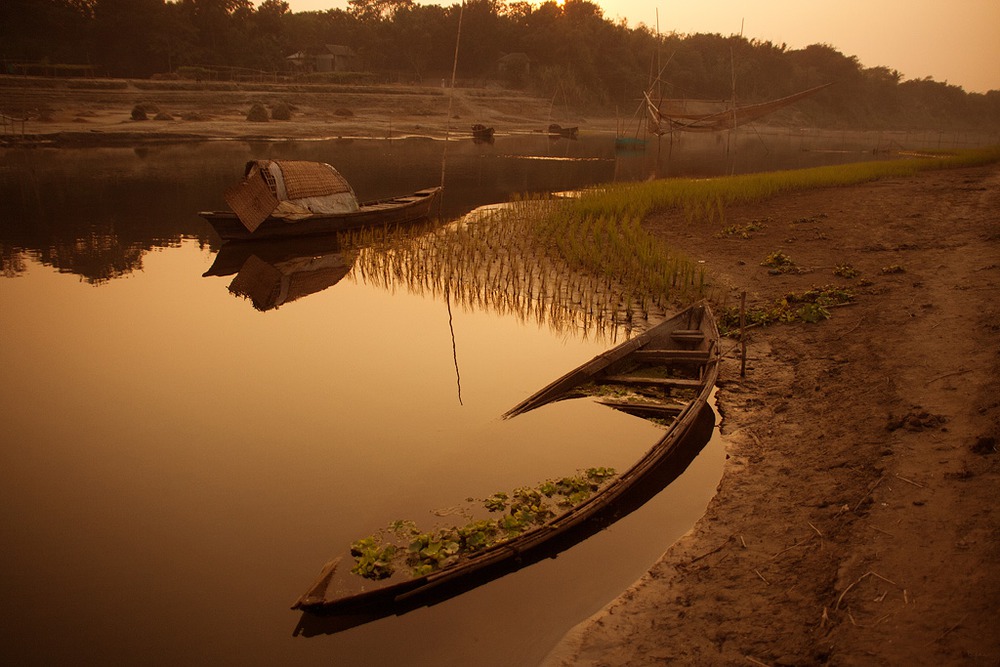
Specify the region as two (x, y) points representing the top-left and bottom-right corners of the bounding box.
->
(280, 0), (1000, 93)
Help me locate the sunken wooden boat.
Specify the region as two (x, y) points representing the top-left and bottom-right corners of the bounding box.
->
(292, 301), (720, 627)
(199, 159), (441, 241)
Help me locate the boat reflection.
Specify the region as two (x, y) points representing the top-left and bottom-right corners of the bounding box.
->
(204, 235), (353, 311)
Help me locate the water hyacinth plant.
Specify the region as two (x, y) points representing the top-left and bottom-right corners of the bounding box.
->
(348, 467), (617, 580)
(717, 285), (855, 333)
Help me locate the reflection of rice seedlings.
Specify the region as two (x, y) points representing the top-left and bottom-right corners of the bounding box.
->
(340, 192), (707, 340)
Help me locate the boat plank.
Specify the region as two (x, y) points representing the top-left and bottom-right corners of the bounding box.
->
(602, 375), (704, 388)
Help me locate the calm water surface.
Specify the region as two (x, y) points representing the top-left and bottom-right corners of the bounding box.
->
(1, 130), (935, 665)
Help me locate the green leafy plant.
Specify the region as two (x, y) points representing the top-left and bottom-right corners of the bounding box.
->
(349, 537), (397, 580)
(347, 467), (618, 580)
(796, 302), (831, 323)
(833, 263), (860, 278)
(718, 285), (854, 334)
(761, 250), (797, 274)
(717, 219), (768, 239)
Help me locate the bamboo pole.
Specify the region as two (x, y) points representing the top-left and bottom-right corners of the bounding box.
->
(740, 290), (747, 377)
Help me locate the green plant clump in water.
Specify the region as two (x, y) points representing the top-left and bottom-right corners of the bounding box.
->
(718, 285), (854, 334)
(349, 537), (398, 580)
(347, 467), (618, 580)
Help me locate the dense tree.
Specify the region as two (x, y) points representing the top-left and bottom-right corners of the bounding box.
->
(0, 0), (996, 130)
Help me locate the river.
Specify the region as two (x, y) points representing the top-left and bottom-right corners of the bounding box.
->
(0, 128), (978, 665)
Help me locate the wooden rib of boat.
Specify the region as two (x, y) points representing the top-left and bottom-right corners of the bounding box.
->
(291, 301), (720, 627)
(199, 187), (441, 241)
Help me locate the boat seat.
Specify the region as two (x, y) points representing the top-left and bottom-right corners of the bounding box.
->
(633, 349), (710, 364)
(596, 399), (685, 418)
(602, 375), (704, 389)
(669, 329), (705, 343)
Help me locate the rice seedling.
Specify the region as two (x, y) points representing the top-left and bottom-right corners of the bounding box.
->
(571, 146), (1000, 226)
(340, 193), (707, 338)
(340, 147), (998, 342)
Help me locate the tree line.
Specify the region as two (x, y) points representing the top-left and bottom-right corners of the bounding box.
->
(2, 0), (998, 131)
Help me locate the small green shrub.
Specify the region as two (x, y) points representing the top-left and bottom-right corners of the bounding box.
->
(717, 219), (768, 239)
(246, 103), (269, 122)
(834, 263), (860, 278)
(761, 250), (797, 274)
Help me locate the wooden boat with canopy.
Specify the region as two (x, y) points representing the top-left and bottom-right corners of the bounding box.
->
(199, 159), (440, 241)
(292, 301), (720, 630)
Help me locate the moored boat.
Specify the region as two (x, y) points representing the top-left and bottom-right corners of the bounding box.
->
(471, 123), (495, 141)
(547, 123), (579, 139)
(292, 301), (720, 628)
(199, 159), (441, 241)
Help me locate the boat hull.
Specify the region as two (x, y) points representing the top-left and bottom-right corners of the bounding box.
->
(200, 187), (441, 241)
(293, 301), (720, 628)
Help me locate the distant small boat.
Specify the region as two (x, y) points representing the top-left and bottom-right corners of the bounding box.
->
(471, 124), (495, 141)
(199, 160), (440, 241)
(547, 123), (578, 139)
(292, 301), (720, 628)
(615, 136), (647, 152)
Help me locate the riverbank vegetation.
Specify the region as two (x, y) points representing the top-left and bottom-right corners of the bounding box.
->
(344, 147), (1000, 337)
(2, 1), (998, 132)
(573, 146), (1000, 223)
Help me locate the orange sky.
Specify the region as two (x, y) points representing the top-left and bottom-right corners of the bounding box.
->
(282, 0), (1000, 93)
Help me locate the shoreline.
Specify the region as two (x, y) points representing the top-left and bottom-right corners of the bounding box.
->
(544, 163), (1000, 665)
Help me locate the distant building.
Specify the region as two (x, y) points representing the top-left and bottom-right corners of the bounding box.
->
(498, 52), (530, 86)
(286, 45), (359, 73)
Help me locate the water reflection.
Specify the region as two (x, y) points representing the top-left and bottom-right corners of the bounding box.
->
(204, 235), (353, 311)
(3, 128), (968, 287)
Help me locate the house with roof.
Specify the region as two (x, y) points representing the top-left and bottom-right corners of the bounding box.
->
(286, 45), (359, 73)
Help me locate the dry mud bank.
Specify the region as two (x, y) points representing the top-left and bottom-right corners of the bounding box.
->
(546, 165), (1000, 666)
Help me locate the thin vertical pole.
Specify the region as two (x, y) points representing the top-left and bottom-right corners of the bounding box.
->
(739, 290), (747, 377)
(440, 2), (465, 196)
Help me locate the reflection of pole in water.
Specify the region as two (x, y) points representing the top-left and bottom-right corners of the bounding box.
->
(445, 283), (463, 406)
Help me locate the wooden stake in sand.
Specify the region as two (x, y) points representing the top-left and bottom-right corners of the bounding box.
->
(740, 290), (748, 377)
